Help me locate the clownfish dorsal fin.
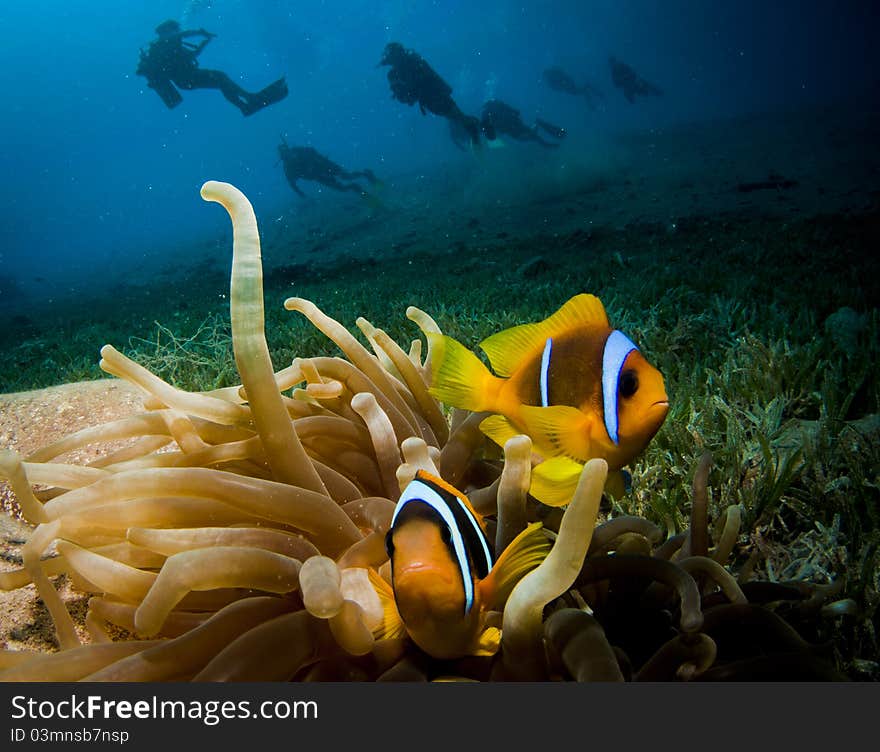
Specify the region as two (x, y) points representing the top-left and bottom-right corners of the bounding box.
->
(479, 294), (610, 378)
(479, 522), (551, 611)
(367, 567), (407, 641)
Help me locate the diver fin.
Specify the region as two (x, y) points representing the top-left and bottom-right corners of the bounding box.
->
(479, 294), (610, 378)
(535, 117), (566, 139)
(529, 456), (584, 507)
(360, 191), (384, 210)
(367, 568), (407, 641)
(462, 115), (482, 147)
(479, 522), (551, 610)
(243, 77), (289, 116)
(518, 404), (596, 459)
(479, 414), (526, 450)
(426, 332), (502, 412)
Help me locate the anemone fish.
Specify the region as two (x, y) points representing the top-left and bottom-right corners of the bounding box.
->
(426, 293), (669, 505)
(370, 470), (551, 660)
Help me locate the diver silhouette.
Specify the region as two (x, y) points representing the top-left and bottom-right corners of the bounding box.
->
(136, 19), (289, 116)
(542, 66), (605, 109)
(278, 139), (380, 198)
(379, 42), (482, 147)
(608, 57), (663, 104)
(479, 99), (566, 149)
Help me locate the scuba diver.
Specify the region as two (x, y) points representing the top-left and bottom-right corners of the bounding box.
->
(278, 139), (380, 198)
(542, 66), (605, 109)
(379, 42), (482, 147)
(479, 99), (566, 149)
(136, 19), (289, 116)
(608, 57), (663, 103)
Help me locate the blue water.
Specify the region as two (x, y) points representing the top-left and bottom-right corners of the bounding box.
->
(0, 0), (876, 302)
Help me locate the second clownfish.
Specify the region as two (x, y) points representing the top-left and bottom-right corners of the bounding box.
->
(370, 470), (550, 660)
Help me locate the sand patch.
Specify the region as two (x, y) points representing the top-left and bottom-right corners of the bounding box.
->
(0, 378), (144, 652)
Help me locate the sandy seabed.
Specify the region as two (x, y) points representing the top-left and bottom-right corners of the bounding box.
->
(0, 379), (144, 652)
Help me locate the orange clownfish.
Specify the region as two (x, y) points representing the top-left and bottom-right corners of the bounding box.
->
(426, 294), (669, 505)
(370, 470), (550, 660)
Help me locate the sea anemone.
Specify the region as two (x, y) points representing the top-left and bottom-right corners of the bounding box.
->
(0, 182), (848, 681)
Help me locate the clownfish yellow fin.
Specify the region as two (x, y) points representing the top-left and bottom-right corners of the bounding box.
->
(367, 567), (407, 641)
(479, 321), (548, 378)
(479, 522), (551, 610)
(529, 456), (585, 507)
(479, 294), (610, 377)
(473, 626), (501, 656)
(530, 459), (629, 507)
(518, 404), (596, 459)
(541, 293), (610, 332)
(426, 332), (501, 412)
(479, 414), (526, 450)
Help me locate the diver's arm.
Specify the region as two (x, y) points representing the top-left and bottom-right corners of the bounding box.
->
(180, 28), (215, 55)
(180, 28), (215, 39)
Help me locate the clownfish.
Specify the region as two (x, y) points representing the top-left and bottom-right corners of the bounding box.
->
(370, 470), (550, 660)
(426, 294), (669, 505)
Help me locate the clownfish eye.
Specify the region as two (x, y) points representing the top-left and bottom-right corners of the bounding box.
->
(440, 524), (453, 545)
(384, 530), (395, 557)
(619, 369), (639, 399)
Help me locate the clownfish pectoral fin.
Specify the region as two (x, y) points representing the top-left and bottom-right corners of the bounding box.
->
(518, 404), (595, 459)
(528, 455), (585, 507)
(479, 522), (552, 610)
(479, 414), (526, 450)
(479, 294), (610, 378)
(367, 567), (407, 641)
(473, 626), (501, 656)
(426, 332), (502, 413)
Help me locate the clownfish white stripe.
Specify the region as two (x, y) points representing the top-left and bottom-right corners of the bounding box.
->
(601, 329), (638, 445)
(391, 477), (492, 613)
(539, 337), (553, 408)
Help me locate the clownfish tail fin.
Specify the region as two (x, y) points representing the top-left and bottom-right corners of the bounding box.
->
(426, 332), (502, 412)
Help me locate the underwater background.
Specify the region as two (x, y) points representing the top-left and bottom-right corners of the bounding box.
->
(0, 0), (879, 679)
(1, 0), (878, 330)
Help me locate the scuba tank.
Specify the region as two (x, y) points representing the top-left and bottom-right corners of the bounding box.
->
(136, 47), (184, 109)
